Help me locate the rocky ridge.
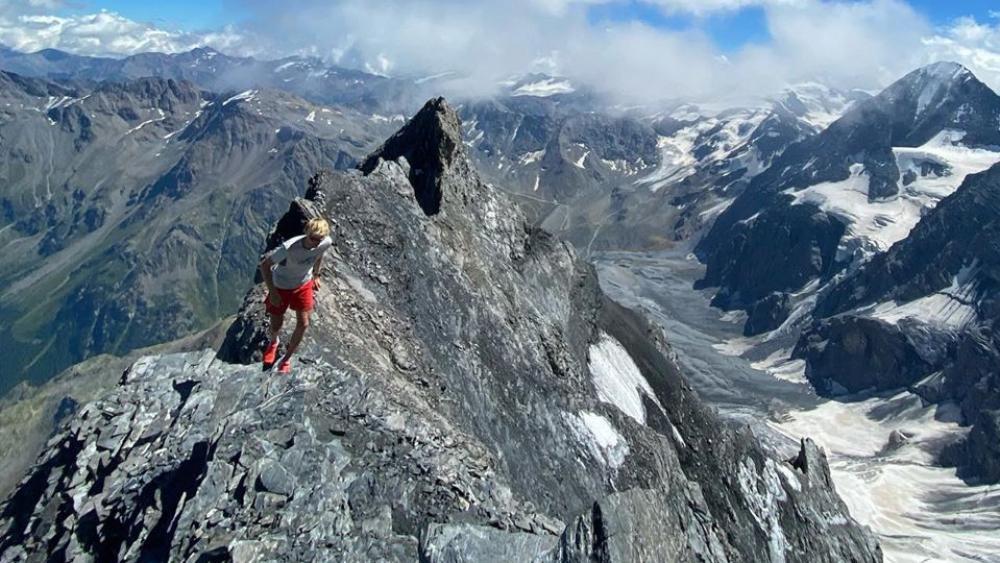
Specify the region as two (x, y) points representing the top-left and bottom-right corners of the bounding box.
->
(0, 98), (881, 561)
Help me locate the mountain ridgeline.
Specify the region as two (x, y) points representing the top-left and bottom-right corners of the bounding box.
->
(0, 99), (881, 562)
(693, 61), (1000, 484)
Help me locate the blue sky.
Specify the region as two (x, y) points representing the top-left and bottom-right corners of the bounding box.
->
(63, 0), (1000, 53)
(63, 0), (230, 31)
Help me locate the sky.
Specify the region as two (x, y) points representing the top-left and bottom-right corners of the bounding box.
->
(1, 0), (1000, 104)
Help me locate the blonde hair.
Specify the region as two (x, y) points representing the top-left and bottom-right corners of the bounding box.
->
(305, 217), (330, 238)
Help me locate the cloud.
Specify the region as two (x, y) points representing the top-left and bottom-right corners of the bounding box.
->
(2, 0), (1000, 105)
(0, 0), (66, 17)
(643, 0), (803, 16)
(745, 0), (932, 91)
(226, 0), (943, 104)
(0, 7), (246, 57)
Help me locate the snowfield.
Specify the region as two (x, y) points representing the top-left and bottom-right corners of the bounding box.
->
(588, 331), (663, 424)
(786, 130), (1000, 258)
(868, 262), (981, 329)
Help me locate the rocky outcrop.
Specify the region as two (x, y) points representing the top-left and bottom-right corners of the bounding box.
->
(935, 329), (1000, 483)
(698, 203), (845, 312)
(0, 99), (881, 562)
(0, 319), (231, 502)
(793, 317), (943, 395)
(744, 292), (792, 337)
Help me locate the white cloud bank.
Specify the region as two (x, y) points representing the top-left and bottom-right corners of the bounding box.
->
(0, 4), (244, 57)
(1, 0), (1000, 104)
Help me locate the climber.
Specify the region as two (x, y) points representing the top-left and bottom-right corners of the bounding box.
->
(259, 217), (333, 373)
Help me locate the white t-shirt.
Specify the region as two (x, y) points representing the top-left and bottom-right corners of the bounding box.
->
(267, 234), (332, 289)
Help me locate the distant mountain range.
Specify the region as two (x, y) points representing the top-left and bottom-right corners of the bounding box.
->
(0, 68), (391, 392)
(3, 38), (1000, 562)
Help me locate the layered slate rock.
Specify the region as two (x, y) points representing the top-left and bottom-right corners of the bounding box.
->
(0, 99), (881, 562)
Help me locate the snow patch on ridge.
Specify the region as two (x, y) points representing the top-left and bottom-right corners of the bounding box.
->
(637, 132), (699, 191)
(869, 262), (980, 329)
(519, 150), (545, 165)
(273, 61), (302, 73)
(738, 457), (789, 563)
(750, 349), (807, 384)
(637, 109), (767, 192)
(124, 109), (167, 135)
(563, 411), (629, 470)
(223, 89), (257, 106)
(588, 332), (663, 424)
(892, 129), (1000, 206)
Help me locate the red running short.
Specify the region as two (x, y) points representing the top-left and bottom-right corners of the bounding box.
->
(264, 279), (315, 315)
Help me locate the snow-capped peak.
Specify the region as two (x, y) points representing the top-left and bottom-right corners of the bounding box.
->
(916, 61), (972, 83)
(911, 62), (972, 110)
(884, 61), (976, 117)
(775, 83), (868, 130)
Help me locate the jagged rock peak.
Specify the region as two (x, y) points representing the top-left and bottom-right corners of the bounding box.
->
(792, 438), (835, 489)
(359, 97), (464, 216)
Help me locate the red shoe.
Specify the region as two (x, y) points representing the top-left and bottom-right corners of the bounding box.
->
(277, 357), (292, 374)
(263, 339), (279, 366)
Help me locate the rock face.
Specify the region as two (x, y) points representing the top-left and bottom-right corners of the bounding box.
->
(793, 317), (940, 395)
(796, 163), (1000, 482)
(699, 204), (846, 313)
(744, 292), (792, 337)
(0, 98), (881, 562)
